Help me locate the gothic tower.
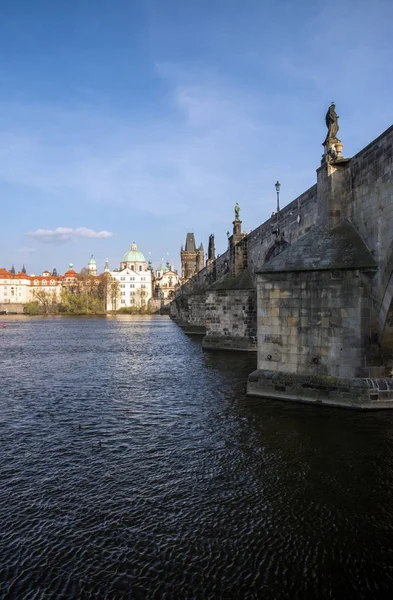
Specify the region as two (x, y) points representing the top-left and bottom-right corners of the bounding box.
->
(181, 233), (205, 280)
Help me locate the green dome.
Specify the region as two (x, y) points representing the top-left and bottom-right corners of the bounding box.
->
(88, 254), (96, 265)
(122, 242), (146, 263)
(158, 260), (169, 272)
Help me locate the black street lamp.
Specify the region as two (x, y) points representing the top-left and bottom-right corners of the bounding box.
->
(275, 181), (281, 235)
(275, 180), (281, 213)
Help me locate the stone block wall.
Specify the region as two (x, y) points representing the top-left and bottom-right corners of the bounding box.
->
(247, 185), (318, 274)
(203, 288), (257, 351)
(0, 302), (25, 314)
(256, 269), (376, 379)
(231, 233), (248, 277)
(188, 293), (206, 328)
(170, 294), (189, 324)
(170, 291), (206, 329)
(348, 125), (393, 292)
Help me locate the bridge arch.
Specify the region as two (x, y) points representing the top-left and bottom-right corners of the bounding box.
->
(264, 238), (289, 263)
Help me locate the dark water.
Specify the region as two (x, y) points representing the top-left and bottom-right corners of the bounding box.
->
(1, 316), (393, 599)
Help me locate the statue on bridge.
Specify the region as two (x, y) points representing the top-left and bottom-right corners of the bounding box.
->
(208, 234), (216, 261)
(323, 103), (343, 161)
(234, 202), (240, 221)
(324, 103), (339, 143)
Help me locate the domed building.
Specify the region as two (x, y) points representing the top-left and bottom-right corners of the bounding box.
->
(120, 243), (147, 272)
(107, 242), (153, 311)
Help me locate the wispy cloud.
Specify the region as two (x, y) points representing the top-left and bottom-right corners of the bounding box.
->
(27, 227), (113, 243)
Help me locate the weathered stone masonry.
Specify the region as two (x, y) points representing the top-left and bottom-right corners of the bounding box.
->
(171, 115), (393, 408)
(171, 186), (319, 349)
(249, 121), (393, 409)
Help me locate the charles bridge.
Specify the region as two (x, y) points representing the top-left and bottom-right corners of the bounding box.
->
(170, 106), (393, 409)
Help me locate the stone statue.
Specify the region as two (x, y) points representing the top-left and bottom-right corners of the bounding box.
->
(234, 202), (240, 220)
(208, 234), (215, 261)
(324, 103), (339, 143)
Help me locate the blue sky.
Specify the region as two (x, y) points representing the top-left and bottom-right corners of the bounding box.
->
(1, 0), (392, 274)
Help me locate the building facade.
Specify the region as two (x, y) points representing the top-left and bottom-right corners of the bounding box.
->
(154, 260), (180, 305)
(107, 242), (153, 311)
(0, 267), (63, 311)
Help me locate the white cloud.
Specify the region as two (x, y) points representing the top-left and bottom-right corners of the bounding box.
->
(27, 227), (113, 243)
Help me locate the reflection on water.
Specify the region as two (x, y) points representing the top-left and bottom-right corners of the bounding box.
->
(1, 315), (393, 599)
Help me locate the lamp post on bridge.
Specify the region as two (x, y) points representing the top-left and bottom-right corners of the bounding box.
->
(275, 180), (281, 236)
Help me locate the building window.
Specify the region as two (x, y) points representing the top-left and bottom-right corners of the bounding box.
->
(130, 277), (135, 281)
(121, 284), (125, 288)
(139, 265), (142, 272)
(141, 284), (146, 288)
(130, 284), (135, 288)
(130, 291), (135, 296)
(50, 280), (55, 285)
(121, 300), (125, 304)
(141, 277), (146, 281)
(121, 292), (125, 296)
(34, 280), (39, 285)
(42, 280), (47, 285)
(130, 265), (134, 271)
(120, 277), (125, 281)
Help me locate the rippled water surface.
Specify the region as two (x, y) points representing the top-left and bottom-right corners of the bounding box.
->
(1, 316), (393, 599)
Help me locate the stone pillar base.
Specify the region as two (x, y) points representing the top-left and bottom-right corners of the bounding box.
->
(247, 369), (393, 410)
(178, 323), (206, 335)
(202, 335), (257, 352)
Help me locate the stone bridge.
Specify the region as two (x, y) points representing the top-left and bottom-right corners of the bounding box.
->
(170, 113), (393, 409)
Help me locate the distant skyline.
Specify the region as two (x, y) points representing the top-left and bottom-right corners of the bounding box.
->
(1, 0), (392, 274)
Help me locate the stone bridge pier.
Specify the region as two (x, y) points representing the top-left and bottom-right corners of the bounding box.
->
(248, 121), (393, 409)
(171, 108), (393, 408)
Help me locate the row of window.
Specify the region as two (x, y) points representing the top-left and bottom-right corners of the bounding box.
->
(119, 276), (146, 281)
(121, 264), (144, 272)
(3, 280), (57, 286)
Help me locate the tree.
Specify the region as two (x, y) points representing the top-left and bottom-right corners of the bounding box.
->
(135, 287), (148, 310)
(31, 289), (58, 314)
(109, 279), (121, 312)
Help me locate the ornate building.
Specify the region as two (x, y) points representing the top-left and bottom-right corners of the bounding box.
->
(0, 267), (63, 310)
(61, 264), (79, 289)
(107, 242), (153, 311)
(30, 270), (63, 302)
(180, 233), (204, 281)
(154, 260), (180, 305)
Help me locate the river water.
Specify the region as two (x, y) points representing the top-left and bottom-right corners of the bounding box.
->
(1, 315), (393, 599)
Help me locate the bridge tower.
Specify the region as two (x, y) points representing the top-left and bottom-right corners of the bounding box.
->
(180, 233), (204, 281)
